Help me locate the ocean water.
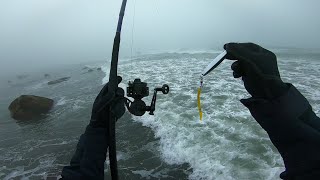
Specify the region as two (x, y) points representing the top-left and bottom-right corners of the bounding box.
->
(0, 49), (320, 180)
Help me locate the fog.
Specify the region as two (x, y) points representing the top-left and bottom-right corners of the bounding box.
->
(0, 0), (319, 76)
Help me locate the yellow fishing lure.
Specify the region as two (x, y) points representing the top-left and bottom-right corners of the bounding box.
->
(197, 87), (203, 121)
(197, 50), (227, 121)
(197, 76), (203, 121)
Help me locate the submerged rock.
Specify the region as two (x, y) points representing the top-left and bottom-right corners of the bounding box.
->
(47, 77), (70, 85)
(8, 95), (54, 120)
(44, 74), (50, 78)
(97, 67), (102, 71)
(88, 69), (94, 72)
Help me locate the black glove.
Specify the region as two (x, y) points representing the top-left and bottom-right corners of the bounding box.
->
(90, 76), (125, 128)
(225, 43), (320, 178)
(224, 42), (289, 99)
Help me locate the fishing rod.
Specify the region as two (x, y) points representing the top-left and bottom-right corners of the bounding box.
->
(107, 0), (128, 179)
(107, 0), (169, 179)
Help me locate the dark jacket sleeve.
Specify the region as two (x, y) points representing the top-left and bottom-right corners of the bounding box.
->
(60, 126), (108, 180)
(240, 84), (320, 179)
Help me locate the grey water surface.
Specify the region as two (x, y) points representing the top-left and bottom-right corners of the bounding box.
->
(1, 49), (320, 180)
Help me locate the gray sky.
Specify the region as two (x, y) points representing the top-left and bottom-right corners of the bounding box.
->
(0, 0), (319, 75)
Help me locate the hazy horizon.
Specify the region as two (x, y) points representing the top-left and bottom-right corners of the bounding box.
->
(1, 0), (320, 76)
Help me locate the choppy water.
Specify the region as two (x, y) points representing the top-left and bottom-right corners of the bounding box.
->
(0, 49), (320, 180)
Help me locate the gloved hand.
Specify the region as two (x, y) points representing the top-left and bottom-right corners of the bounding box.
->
(90, 76), (125, 128)
(224, 43), (320, 178)
(224, 42), (289, 99)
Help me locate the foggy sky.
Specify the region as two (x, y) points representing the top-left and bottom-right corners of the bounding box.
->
(0, 0), (319, 76)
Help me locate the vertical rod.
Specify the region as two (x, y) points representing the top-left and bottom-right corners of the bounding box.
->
(108, 0), (128, 179)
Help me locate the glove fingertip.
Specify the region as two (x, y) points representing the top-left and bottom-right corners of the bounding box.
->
(224, 42), (238, 50)
(224, 43), (232, 51)
(117, 76), (122, 84)
(223, 44), (228, 50)
(116, 87), (125, 97)
(224, 43), (239, 60)
(231, 61), (241, 71)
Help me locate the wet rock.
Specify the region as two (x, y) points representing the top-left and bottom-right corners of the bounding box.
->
(48, 77), (70, 85)
(8, 95), (54, 120)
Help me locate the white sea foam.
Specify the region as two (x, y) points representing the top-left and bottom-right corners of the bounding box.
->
(56, 97), (67, 106)
(101, 64), (109, 85)
(100, 52), (308, 179)
(72, 99), (85, 110)
(3, 156), (56, 180)
(131, 168), (170, 179)
(105, 151), (132, 170)
(1, 51), (318, 180)
(0, 137), (77, 179)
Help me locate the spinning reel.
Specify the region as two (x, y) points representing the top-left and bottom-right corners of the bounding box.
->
(125, 79), (169, 116)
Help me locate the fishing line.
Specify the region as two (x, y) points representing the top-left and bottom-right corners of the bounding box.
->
(154, 0), (159, 15)
(130, 0), (137, 80)
(198, 51), (227, 121)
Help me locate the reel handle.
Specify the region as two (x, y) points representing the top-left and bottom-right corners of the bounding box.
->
(155, 84), (169, 94)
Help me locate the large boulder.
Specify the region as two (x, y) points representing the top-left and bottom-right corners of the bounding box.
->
(8, 95), (54, 120)
(48, 77), (70, 85)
